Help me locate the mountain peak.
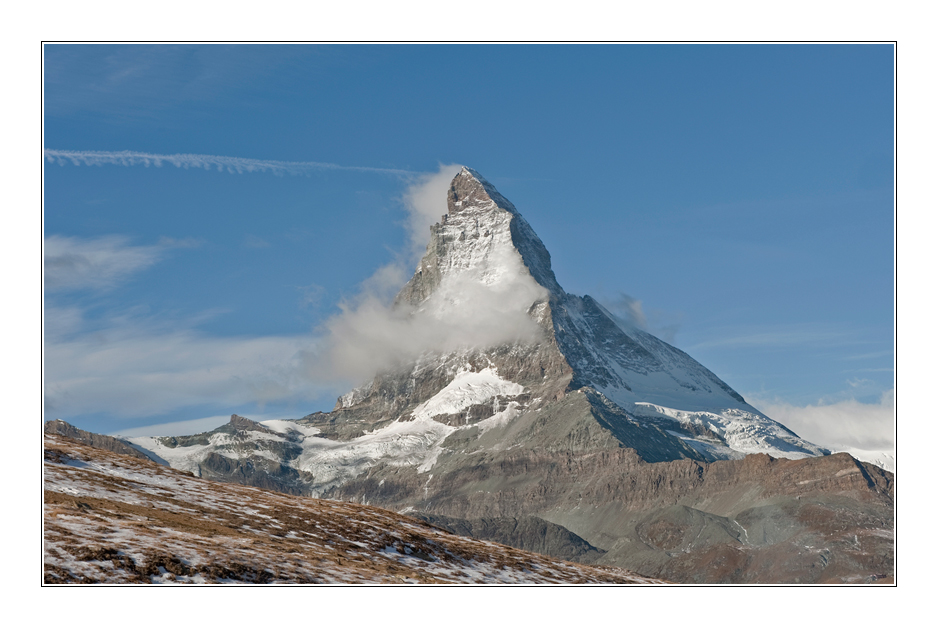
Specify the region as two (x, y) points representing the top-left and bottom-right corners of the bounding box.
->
(393, 168), (825, 461)
(396, 168), (562, 306)
(447, 167), (519, 218)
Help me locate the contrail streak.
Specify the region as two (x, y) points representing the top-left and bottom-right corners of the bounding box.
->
(44, 149), (421, 177)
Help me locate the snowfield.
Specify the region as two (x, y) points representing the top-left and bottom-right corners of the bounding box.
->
(127, 365), (532, 494)
(410, 367), (524, 421)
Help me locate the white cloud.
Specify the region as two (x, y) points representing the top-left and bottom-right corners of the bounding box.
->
(45, 149), (418, 177)
(44, 235), (165, 291)
(45, 325), (321, 418)
(308, 263), (546, 385)
(402, 164), (463, 256)
(750, 389), (896, 470)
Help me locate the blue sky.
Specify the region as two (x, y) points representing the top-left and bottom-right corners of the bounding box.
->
(42, 44), (894, 452)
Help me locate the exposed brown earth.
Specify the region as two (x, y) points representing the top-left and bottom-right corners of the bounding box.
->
(43, 434), (665, 584)
(44, 419), (156, 461)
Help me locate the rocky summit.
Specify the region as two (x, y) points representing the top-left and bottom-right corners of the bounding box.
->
(89, 167), (892, 583)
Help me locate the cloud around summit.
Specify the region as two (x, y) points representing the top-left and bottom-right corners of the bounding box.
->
(44, 164), (550, 424)
(300, 164), (548, 386)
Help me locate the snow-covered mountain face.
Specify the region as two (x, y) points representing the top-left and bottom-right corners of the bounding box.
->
(361, 167), (826, 459)
(127, 167), (827, 497)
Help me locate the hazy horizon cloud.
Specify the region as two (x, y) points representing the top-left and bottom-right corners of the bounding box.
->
(750, 389), (895, 469)
(44, 324), (319, 418)
(689, 325), (862, 350)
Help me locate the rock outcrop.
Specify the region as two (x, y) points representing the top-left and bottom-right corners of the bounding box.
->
(44, 419), (156, 462)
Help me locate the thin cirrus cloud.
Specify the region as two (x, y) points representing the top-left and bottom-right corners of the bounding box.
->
(44, 149), (420, 177)
(688, 326), (861, 350)
(42, 232), (327, 419)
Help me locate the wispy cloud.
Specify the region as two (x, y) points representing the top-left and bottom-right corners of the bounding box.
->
(598, 293), (682, 344)
(44, 239), (326, 418)
(688, 325), (860, 350)
(243, 235), (270, 249)
(45, 235), (165, 292)
(841, 350), (894, 361)
(45, 325), (319, 418)
(44, 149), (419, 177)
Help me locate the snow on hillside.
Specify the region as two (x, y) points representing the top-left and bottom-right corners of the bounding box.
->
(127, 366), (531, 493)
(548, 295), (829, 461)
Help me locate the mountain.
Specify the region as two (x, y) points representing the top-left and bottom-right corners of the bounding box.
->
(44, 431), (660, 584)
(116, 168), (892, 583)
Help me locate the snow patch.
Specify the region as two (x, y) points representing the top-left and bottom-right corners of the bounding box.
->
(261, 419), (322, 438)
(411, 367), (524, 421)
(633, 402), (824, 460)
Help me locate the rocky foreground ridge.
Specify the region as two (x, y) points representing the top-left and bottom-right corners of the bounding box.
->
(44, 432), (661, 584)
(67, 168), (894, 583)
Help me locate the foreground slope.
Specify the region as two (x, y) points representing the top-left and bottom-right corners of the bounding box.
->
(43, 433), (662, 584)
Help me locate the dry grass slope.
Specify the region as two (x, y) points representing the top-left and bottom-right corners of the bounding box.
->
(43, 434), (665, 584)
